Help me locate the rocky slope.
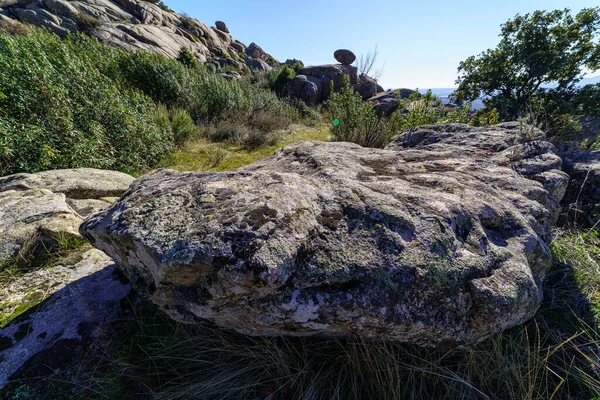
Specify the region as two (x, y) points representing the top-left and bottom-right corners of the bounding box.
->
(81, 123), (570, 347)
(0, 0), (279, 75)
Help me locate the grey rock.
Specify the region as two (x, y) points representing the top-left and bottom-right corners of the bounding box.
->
(296, 64), (358, 101)
(334, 49), (356, 65)
(246, 57), (272, 71)
(66, 198), (115, 219)
(0, 168), (134, 199)
(0, 249), (131, 387)
(369, 89), (415, 117)
(245, 42), (267, 60)
(81, 124), (567, 347)
(230, 41), (244, 53)
(2, 0), (275, 71)
(354, 81), (378, 100)
(215, 20), (228, 33)
(287, 74), (321, 106)
(0, 189), (82, 266)
(41, 0), (79, 20)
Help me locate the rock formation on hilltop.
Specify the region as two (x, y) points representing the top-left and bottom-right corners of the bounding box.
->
(0, 0), (279, 75)
(81, 123), (569, 347)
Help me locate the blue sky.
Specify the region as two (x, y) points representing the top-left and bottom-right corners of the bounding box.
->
(165, 1), (599, 89)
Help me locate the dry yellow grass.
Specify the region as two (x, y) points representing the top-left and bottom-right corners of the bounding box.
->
(159, 124), (330, 172)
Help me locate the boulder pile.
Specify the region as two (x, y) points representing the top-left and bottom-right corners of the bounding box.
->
(0, 0), (279, 76)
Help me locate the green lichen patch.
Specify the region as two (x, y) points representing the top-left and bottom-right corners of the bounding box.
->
(0, 290), (45, 328)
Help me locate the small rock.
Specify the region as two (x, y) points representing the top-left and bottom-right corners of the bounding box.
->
(334, 49), (356, 65)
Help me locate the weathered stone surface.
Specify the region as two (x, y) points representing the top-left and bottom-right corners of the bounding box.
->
(560, 149), (600, 226)
(246, 57), (272, 71)
(0, 249), (131, 387)
(81, 123), (568, 347)
(0, 189), (82, 266)
(334, 49), (356, 65)
(66, 198), (114, 219)
(288, 74), (321, 106)
(0, 168), (134, 199)
(245, 41), (268, 60)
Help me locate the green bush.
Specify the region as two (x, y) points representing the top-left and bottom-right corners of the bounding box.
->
(0, 29), (173, 175)
(327, 77), (389, 148)
(170, 108), (199, 143)
(270, 65), (296, 95)
(176, 47), (198, 69)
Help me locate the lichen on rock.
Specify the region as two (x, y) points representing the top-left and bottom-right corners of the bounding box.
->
(81, 123), (569, 347)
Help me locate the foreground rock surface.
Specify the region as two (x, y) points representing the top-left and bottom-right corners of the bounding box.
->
(0, 250), (131, 387)
(81, 123), (568, 347)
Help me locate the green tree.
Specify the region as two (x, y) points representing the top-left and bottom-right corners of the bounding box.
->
(454, 8), (600, 126)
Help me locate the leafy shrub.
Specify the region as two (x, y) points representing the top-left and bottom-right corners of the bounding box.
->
(270, 65), (295, 95)
(391, 91), (477, 134)
(0, 29), (173, 174)
(327, 77), (389, 148)
(170, 108), (199, 143)
(176, 47), (198, 69)
(117, 51), (193, 109)
(471, 108), (501, 127)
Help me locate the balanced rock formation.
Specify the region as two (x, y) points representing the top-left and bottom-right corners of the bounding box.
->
(0, 0), (279, 71)
(334, 49), (356, 65)
(81, 123), (568, 347)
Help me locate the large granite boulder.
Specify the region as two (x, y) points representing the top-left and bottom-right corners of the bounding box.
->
(287, 74), (322, 106)
(369, 89), (416, 117)
(0, 168), (136, 389)
(560, 149), (600, 226)
(354, 81), (378, 100)
(81, 123), (568, 347)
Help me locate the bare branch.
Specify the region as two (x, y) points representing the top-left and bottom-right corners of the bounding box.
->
(357, 45), (385, 81)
